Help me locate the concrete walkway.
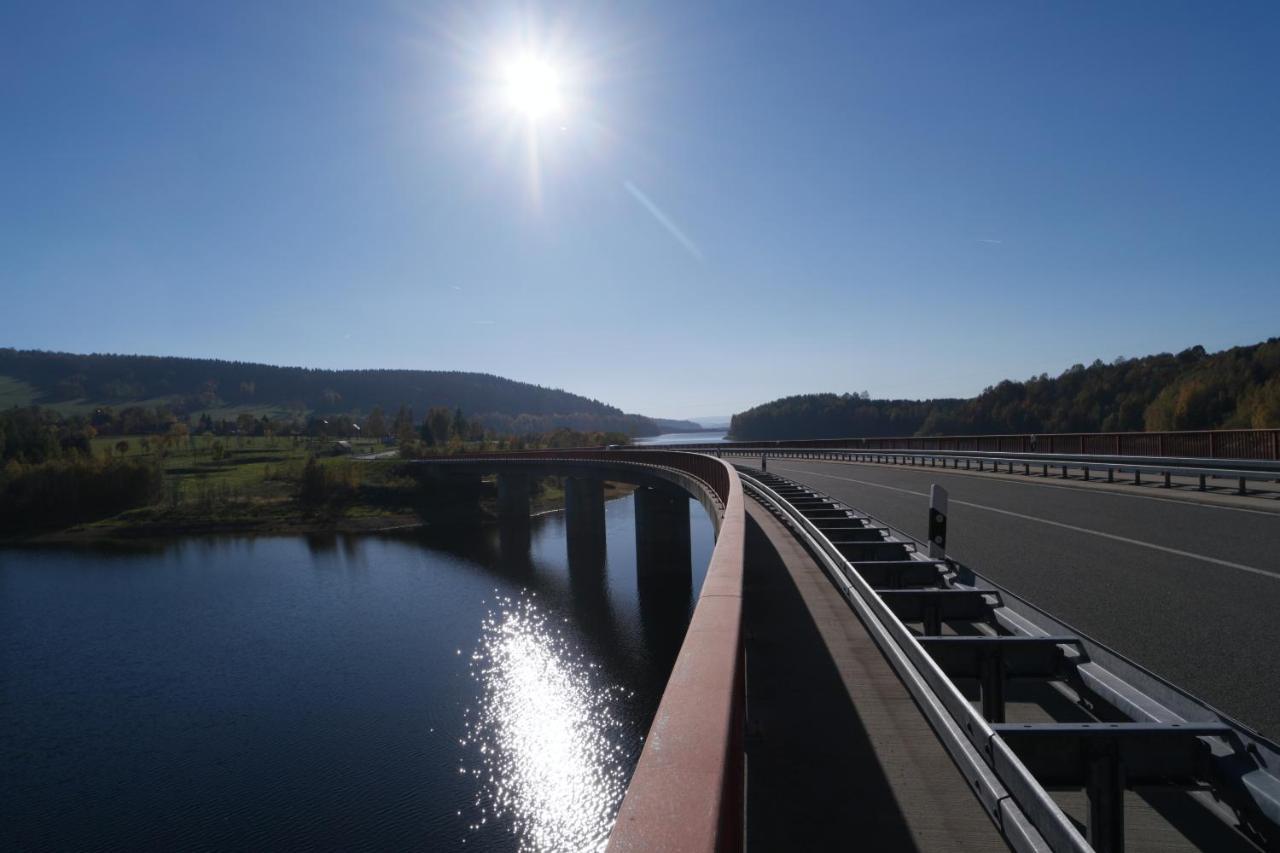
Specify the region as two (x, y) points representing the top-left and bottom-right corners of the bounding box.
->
(742, 500), (1009, 852)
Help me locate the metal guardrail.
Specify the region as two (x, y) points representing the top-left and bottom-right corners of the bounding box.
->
(707, 428), (1280, 461)
(715, 447), (1280, 496)
(738, 466), (1280, 852)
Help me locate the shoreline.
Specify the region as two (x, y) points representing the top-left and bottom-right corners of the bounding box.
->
(4, 481), (639, 547)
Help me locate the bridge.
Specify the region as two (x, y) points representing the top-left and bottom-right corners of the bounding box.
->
(415, 431), (1280, 853)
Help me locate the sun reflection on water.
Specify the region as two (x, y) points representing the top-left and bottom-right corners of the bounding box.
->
(463, 594), (633, 851)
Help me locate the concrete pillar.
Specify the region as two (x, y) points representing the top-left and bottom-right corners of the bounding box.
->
(566, 476), (608, 600)
(565, 476), (607, 560)
(634, 485), (692, 582)
(634, 485), (693, 673)
(497, 472), (531, 522)
(496, 471), (531, 566)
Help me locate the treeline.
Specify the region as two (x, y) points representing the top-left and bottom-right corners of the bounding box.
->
(0, 402), (631, 459)
(399, 426), (630, 458)
(0, 348), (694, 436)
(1, 408), (163, 530)
(730, 338), (1280, 440)
(0, 403), (633, 533)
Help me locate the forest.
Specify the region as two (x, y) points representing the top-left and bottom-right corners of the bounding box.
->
(729, 338), (1280, 441)
(0, 348), (697, 437)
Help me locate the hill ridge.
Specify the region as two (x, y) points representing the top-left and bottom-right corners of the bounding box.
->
(0, 348), (698, 436)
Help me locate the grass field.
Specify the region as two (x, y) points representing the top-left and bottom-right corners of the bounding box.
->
(0, 376), (38, 408)
(44, 435), (411, 539)
(10, 427), (628, 542)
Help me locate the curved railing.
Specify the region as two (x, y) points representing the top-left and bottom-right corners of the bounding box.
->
(605, 453), (744, 853)
(413, 449), (746, 851)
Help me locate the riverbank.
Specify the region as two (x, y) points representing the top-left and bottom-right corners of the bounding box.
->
(8, 472), (638, 546)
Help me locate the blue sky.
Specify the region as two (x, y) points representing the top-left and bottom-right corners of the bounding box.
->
(2, 2), (1277, 418)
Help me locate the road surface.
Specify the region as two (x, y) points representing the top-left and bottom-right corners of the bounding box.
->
(757, 456), (1280, 740)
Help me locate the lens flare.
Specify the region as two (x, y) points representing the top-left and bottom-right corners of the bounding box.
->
(500, 54), (564, 120)
(463, 595), (633, 851)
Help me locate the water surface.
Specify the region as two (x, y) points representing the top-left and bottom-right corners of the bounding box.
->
(633, 430), (727, 445)
(0, 494), (713, 851)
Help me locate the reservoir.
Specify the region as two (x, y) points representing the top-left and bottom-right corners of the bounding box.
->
(632, 430), (727, 445)
(1, 493), (714, 852)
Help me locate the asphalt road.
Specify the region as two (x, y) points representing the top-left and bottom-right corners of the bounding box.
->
(758, 457), (1280, 740)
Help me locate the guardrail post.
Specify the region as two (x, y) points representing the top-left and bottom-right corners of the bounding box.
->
(1042, 463), (1048, 477)
(1024, 462), (1030, 476)
(1239, 477), (1247, 496)
(1087, 747), (1126, 853)
(760, 454), (767, 472)
(1163, 472), (1171, 488)
(980, 652), (1006, 724)
(1134, 470), (1142, 486)
(1083, 466), (1090, 481)
(1108, 468), (1114, 483)
(928, 484), (948, 560)
(1199, 474), (1206, 491)
(1062, 464), (1069, 479)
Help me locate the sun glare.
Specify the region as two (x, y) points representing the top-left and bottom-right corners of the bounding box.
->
(500, 53), (564, 120)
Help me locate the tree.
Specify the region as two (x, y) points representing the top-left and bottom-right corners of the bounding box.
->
(115, 440), (129, 456)
(392, 404), (416, 442)
(427, 407), (454, 447)
(366, 406), (387, 437)
(299, 456), (327, 505)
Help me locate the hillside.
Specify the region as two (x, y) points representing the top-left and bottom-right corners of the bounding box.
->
(729, 338), (1280, 441)
(0, 349), (698, 436)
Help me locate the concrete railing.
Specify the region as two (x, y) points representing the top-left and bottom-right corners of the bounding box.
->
(606, 453), (744, 852)
(413, 449), (746, 851)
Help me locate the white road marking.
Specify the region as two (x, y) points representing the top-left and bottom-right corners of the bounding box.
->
(776, 465), (1280, 583)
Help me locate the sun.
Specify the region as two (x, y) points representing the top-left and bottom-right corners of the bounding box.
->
(500, 53), (564, 120)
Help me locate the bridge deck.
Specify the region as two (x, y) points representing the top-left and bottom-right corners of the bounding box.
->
(742, 500), (1007, 851)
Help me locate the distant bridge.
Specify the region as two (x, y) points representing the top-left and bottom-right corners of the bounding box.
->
(417, 443), (1280, 853)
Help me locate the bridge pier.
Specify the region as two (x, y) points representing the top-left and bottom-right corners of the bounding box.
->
(634, 485), (692, 581)
(565, 476), (607, 564)
(497, 472), (531, 523)
(634, 485), (693, 673)
(497, 472), (532, 561)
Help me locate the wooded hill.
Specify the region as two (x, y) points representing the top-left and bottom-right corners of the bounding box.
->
(729, 338), (1280, 441)
(0, 349), (697, 437)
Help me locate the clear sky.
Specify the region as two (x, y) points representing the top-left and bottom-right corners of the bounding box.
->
(2, 2), (1278, 419)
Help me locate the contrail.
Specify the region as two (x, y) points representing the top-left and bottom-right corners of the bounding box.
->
(623, 180), (704, 262)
